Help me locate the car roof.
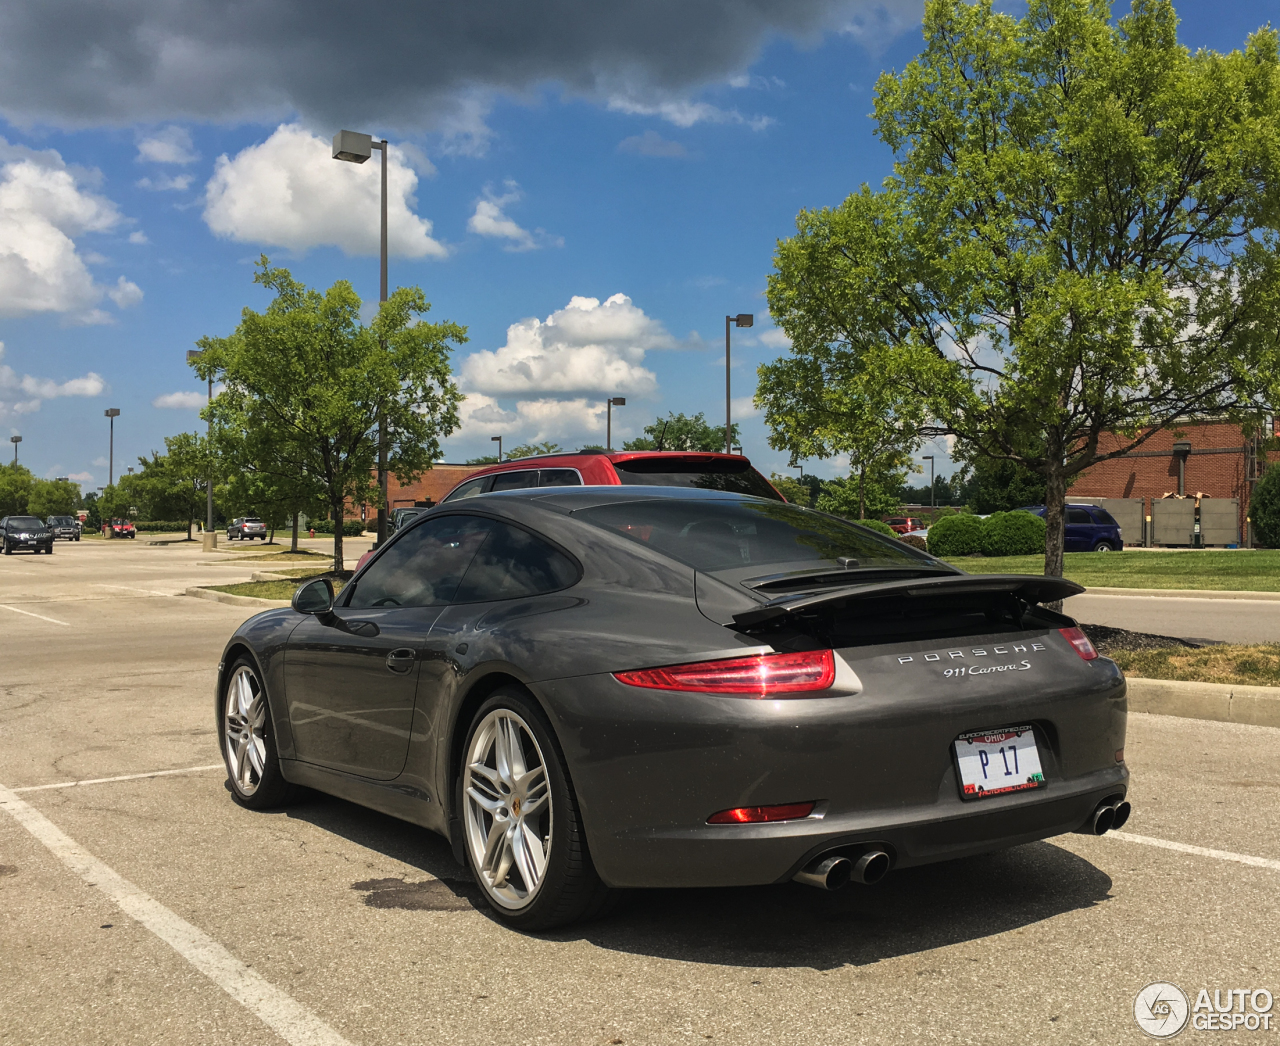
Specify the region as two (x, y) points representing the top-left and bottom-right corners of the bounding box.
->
(455, 449), (758, 480)
(445, 484), (776, 514)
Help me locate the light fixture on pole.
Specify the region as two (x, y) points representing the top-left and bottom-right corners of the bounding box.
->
(104, 409), (120, 485)
(491, 435), (503, 462)
(9, 434), (20, 466)
(187, 349), (215, 538)
(724, 313), (753, 454)
(333, 129), (391, 547)
(606, 397), (626, 451)
(922, 455), (935, 513)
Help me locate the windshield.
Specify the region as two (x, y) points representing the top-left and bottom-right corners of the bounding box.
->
(50, 516), (74, 524)
(574, 499), (939, 576)
(8, 517), (44, 529)
(611, 457), (782, 501)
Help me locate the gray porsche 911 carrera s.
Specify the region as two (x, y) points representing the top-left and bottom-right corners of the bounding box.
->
(217, 487), (1129, 930)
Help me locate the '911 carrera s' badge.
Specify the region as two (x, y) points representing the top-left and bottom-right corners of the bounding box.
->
(897, 642), (1047, 666)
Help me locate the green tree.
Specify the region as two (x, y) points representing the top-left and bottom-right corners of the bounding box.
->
(960, 456), (1049, 514)
(507, 441), (562, 459)
(1249, 464), (1280, 548)
(27, 478), (80, 518)
(769, 472), (823, 507)
(0, 463), (34, 515)
(767, 0), (1280, 579)
(623, 412), (739, 452)
(814, 464), (905, 521)
(196, 259), (464, 570)
(465, 455), (500, 465)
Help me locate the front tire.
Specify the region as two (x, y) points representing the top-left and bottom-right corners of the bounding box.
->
(1093, 541), (1115, 552)
(220, 658), (299, 809)
(458, 687), (610, 931)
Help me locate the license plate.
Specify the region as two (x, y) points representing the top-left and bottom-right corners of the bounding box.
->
(954, 726), (1045, 799)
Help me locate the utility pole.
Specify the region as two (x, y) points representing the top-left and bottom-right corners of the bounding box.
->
(724, 314), (753, 453)
(606, 397), (626, 451)
(104, 409), (120, 485)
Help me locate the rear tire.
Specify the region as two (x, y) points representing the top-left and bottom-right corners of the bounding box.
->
(220, 657), (300, 809)
(458, 686), (611, 931)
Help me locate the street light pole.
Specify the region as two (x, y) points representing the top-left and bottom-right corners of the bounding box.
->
(491, 435), (503, 462)
(724, 314), (753, 454)
(332, 129), (391, 547)
(187, 350), (214, 537)
(9, 435), (20, 466)
(922, 455), (935, 514)
(104, 409), (120, 485)
(606, 397), (626, 451)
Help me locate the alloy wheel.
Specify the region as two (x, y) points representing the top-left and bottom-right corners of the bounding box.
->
(463, 709), (553, 909)
(223, 665), (268, 796)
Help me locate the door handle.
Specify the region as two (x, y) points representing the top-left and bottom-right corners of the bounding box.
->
(386, 648), (416, 674)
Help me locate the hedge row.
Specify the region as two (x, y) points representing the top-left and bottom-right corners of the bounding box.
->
(927, 510), (1046, 557)
(129, 520), (192, 532)
(309, 519), (367, 536)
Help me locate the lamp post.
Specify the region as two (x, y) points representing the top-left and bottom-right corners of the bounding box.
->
(491, 435), (503, 462)
(724, 313), (753, 454)
(9, 435), (20, 466)
(333, 129), (391, 547)
(922, 455), (935, 513)
(606, 397), (626, 451)
(104, 409), (120, 485)
(186, 349), (215, 539)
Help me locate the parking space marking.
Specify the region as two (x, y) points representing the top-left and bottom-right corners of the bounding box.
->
(92, 583), (175, 597)
(12, 764), (225, 793)
(1111, 831), (1280, 872)
(0, 603), (70, 626)
(0, 782), (357, 1046)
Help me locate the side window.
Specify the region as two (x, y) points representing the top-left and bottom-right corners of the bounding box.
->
(1066, 508), (1092, 524)
(453, 521), (580, 603)
(490, 470), (538, 492)
(539, 468), (582, 488)
(347, 516), (493, 608)
(444, 477), (491, 502)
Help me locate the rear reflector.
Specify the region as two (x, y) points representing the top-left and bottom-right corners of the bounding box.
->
(707, 802), (815, 825)
(1059, 627), (1099, 661)
(614, 649), (835, 696)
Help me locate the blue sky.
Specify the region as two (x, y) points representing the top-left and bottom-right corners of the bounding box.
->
(0, 0), (1269, 490)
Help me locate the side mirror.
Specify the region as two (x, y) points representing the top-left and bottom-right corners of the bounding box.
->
(292, 577), (335, 615)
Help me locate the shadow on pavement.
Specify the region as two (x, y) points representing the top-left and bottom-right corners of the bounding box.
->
(284, 791), (1113, 970)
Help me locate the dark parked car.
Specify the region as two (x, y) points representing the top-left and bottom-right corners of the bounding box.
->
(106, 518), (136, 539)
(217, 487), (1129, 931)
(440, 449), (784, 503)
(46, 515), (80, 541)
(227, 517), (268, 541)
(1021, 505), (1124, 552)
(2, 516), (54, 554)
(390, 507), (429, 533)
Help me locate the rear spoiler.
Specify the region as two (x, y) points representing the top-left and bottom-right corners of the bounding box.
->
(731, 573), (1084, 629)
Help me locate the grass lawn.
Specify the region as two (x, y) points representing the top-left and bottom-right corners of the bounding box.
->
(943, 549), (1280, 592)
(1110, 644), (1280, 686)
(210, 577), (347, 601)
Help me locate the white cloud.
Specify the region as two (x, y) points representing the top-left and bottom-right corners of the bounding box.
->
(0, 341), (104, 420)
(840, 1), (924, 55)
(137, 126), (198, 165)
(203, 124), (447, 258)
(67, 471), (93, 483)
(137, 173), (193, 192)
(731, 395), (759, 418)
(152, 390), (206, 409)
(453, 393), (614, 446)
(128, 230), (149, 245)
(0, 138), (139, 322)
(467, 182), (538, 251)
(462, 293), (675, 397)
(618, 130), (687, 158)
(758, 328), (792, 349)
(92, 456), (108, 468)
(606, 97), (772, 131)
(107, 276), (143, 308)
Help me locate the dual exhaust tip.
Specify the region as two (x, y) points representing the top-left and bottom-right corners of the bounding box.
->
(1079, 797), (1132, 836)
(793, 849), (890, 891)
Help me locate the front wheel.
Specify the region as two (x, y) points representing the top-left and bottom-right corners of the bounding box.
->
(458, 687), (611, 931)
(2, 541), (10, 555)
(220, 658), (299, 809)
(1093, 541), (1115, 553)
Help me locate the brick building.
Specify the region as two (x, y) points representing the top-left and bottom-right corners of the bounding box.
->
(1067, 419), (1276, 546)
(347, 463), (482, 523)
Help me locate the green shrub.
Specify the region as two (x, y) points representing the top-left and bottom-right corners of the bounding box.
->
(1251, 464), (1280, 548)
(310, 519), (366, 536)
(855, 518), (898, 538)
(927, 513), (985, 556)
(131, 521), (191, 532)
(981, 510), (1047, 557)
(900, 533), (927, 551)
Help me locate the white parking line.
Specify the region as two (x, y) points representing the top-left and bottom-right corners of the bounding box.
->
(13, 764), (225, 793)
(0, 782), (356, 1046)
(92, 584), (174, 597)
(1110, 831), (1280, 872)
(0, 603), (70, 626)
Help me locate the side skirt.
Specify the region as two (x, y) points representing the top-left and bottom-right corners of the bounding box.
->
(280, 759), (446, 836)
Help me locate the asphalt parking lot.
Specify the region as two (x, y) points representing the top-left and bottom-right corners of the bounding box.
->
(2, 538), (1278, 1045)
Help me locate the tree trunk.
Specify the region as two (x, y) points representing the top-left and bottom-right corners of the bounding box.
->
(1043, 456), (1067, 581)
(269, 523), (276, 546)
(290, 513), (299, 554)
(858, 465), (866, 519)
(331, 502), (344, 573)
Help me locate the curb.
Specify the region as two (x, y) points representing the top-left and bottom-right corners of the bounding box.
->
(1077, 587), (1280, 602)
(1126, 677), (1280, 729)
(184, 586), (290, 609)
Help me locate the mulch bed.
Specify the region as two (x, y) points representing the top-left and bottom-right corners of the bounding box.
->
(1079, 623), (1205, 655)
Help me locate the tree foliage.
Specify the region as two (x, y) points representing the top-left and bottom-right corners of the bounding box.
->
(195, 260), (465, 570)
(623, 412), (739, 452)
(1249, 463), (1280, 548)
(767, 0), (1280, 578)
(961, 456), (1049, 514)
(507, 441), (562, 460)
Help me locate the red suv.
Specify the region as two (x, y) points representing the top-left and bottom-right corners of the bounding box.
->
(883, 516), (926, 534)
(440, 450), (784, 503)
(105, 518), (136, 539)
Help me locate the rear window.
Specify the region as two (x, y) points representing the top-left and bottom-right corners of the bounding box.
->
(1094, 509), (1119, 526)
(574, 499), (932, 574)
(244, 518), (263, 523)
(611, 457), (782, 501)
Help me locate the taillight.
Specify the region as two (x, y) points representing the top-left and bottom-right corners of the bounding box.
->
(614, 649), (835, 696)
(707, 802), (815, 824)
(1059, 627), (1098, 661)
